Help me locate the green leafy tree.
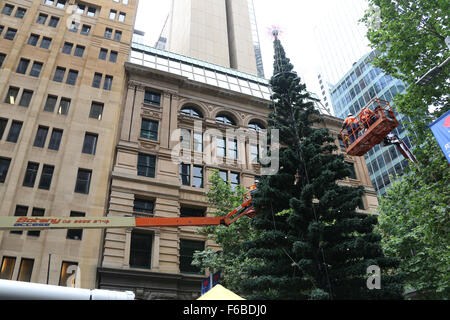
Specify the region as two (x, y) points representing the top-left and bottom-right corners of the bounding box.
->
(192, 170), (261, 294)
(362, 0), (449, 298)
(239, 36), (404, 300)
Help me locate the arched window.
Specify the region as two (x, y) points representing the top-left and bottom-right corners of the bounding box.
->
(216, 114), (235, 125)
(180, 106), (203, 118)
(248, 121), (265, 131)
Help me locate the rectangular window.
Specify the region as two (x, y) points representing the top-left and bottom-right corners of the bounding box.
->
(0, 53), (6, 68)
(66, 69), (78, 85)
(345, 162), (357, 180)
(250, 144), (259, 163)
(103, 75), (113, 90)
(62, 42), (73, 54)
(82, 133), (98, 155)
(66, 211), (85, 240)
(17, 258), (34, 282)
(80, 24), (90, 35)
(180, 239), (204, 274)
(74, 45), (85, 57)
(137, 154), (156, 178)
(92, 73), (102, 88)
(74, 169), (92, 194)
(114, 30), (122, 41)
(23, 162), (39, 187)
(86, 7), (96, 17)
(16, 58), (30, 74)
(48, 16), (59, 27)
(40, 37), (52, 49)
(89, 102), (103, 120)
(0, 257), (16, 280)
(2, 4), (14, 16)
(230, 172), (240, 190)
(38, 165), (54, 190)
(4, 86), (19, 104)
(118, 12), (126, 22)
(0, 157), (11, 183)
(130, 231), (152, 269)
(109, 51), (118, 63)
(11, 205), (27, 235)
(58, 98), (71, 115)
(180, 163), (190, 186)
(219, 170), (228, 182)
(217, 137), (226, 157)
(33, 126), (49, 148)
(193, 166), (203, 188)
(99, 48), (108, 60)
(69, 21), (79, 33)
(109, 10), (117, 20)
(144, 90), (161, 105)
(4, 28), (17, 40)
(59, 261), (78, 287)
(180, 207), (205, 218)
(0, 118), (7, 140)
(44, 95), (58, 112)
(193, 133), (203, 152)
(133, 198), (154, 215)
(15, 7), (26, 19)
(6, 121), (23, 143)
(53, 66), (66, 82)
(27, 208), (45, 237)
(228, 139), (238, 159)
(48, 129), (63, 150)
(140, 119), (158, 141)
(29, 61), (43, 77)
(104, 28), (112, 39)
(19, 90), (33, 107)
(28, 34), (39, 46)
(56, 0), (67, 9)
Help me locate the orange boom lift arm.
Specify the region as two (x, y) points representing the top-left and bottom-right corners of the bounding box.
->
(0, 187), (259, 232)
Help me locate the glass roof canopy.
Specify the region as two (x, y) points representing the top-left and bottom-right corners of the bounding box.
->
(129, 42), (272, 100)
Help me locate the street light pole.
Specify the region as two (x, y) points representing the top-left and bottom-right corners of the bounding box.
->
(416, 36), (450, 86)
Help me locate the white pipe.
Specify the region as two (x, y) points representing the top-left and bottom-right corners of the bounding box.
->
(0, 280), (135, 300)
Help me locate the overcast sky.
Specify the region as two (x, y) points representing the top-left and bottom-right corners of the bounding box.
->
(134, 0), (371, 100)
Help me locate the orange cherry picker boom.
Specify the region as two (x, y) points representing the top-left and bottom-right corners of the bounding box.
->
(340, 97), (417, 163)
(0, 186), (259, 232)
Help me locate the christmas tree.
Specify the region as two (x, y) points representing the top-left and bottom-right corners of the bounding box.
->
(240, 32), (404, 300)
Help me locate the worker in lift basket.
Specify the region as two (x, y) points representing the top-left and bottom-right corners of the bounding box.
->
(342, 113), (360, 144)
(359, 107), (378, 130)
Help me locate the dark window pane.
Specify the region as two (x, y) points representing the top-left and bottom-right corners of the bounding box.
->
(4, 87), (19, 104)
(180, 163), (190, 186)
(19, 90), (33, 107)
(48, 16), (59, 27)
(28, 34), (39, 46)
(180, 240), (204, 274)
(36, 13), (48, 24)
(16, 58), (30, 74)
(23, 162), (39, 187)
(15, 7), (27, 19)
(33, 126), (49, 148)
(75, 169), (92, 194)
(99, 48), (108, 60)
(2, 4), (14, 15)
(74, 45), (85, 57)
(66, 69), (78, 85)
(130, 231), (152, 269)
(53, 67), (66, 82)
(144, 90), (161, 105)
(0, 257), (16, 279)
(0, 53), (6, 68)
(103, 75), (113, 90)
(5, 28), (17, 40)
(62, 42), (73, 54)
(193, 166), (203, 188)
(40, 37), (52, 49)
(58, 98), (71, 115)
(137, 154), (156, 178)
(81, 24), (90, 35)
(6, 121), (22, 143)
(140, 119), (158, 140)
(92, 73), (102, 88)
(104, 28), (112, 38)
(30, 62), (43, 77)
(0, 118), (7, 140)
(38, 165), (54, 190)
(48, 129), (63, 151)
(89, 102), (103, 120)
(133, 199), (154, 214)
(180, 207), (205, 218)
(109, 51), (118, 62)
(114, 30), (122, 41)
(0, 157), (11, 183)
(17, 259), (34, 282)
(66, 211), (85, 240)
(82, 133), (98, 155)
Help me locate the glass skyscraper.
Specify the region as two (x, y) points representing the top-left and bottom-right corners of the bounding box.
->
(330, 50), (415, 196)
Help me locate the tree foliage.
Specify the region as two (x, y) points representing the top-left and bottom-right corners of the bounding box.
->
(362, 0), (449, 298)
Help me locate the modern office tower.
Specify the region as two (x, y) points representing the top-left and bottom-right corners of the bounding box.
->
(0, 0), (138, 288)
(313, 0), (371, 86)
(330, 50), (413, 196)
(95, 41), (378, 299)
(164, 0), (262, 76)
